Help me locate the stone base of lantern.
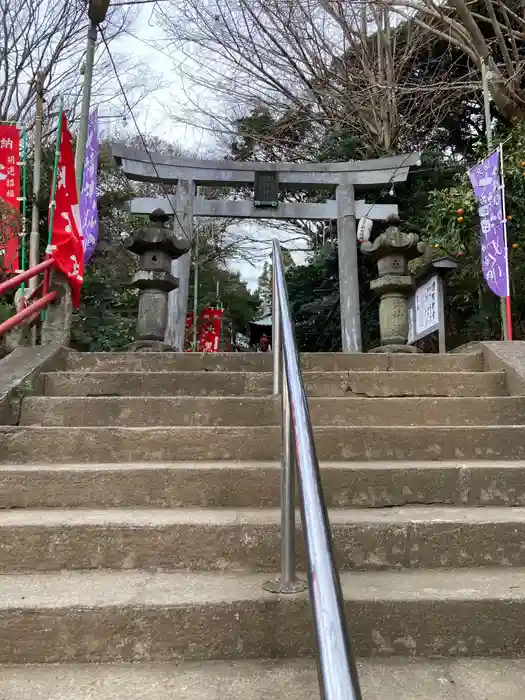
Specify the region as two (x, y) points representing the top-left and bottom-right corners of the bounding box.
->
(361, 217), (427, 357)
(127, 340), (175, 352)
(368, 343), (420, 353)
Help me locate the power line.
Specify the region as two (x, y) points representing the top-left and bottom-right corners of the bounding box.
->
(105, 21), (176, 62)
(360, 151), (418, 223)
(111, 0), (169, 5)
(98, 25), (191, 244)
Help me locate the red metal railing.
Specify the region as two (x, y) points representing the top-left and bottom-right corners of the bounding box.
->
(0, 258), (57, 337)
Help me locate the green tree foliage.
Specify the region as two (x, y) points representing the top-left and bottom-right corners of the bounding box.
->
(70, 143), (141, 351)
(257, 249), (295, 307)
(423, 121), (525, 342)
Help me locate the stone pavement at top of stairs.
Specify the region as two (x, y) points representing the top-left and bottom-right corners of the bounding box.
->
(0, 658), (524, 699)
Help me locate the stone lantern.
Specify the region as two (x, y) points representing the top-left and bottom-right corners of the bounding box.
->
(127, 208), (190, 351)
(361, 215), (426, 352)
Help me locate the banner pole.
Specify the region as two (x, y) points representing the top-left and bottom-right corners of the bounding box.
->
(42, 99), (64, 322)
(47, 99), (64, 252)
(499, 142), (512, 340)
(29, 72), (44, 295)
(19, 127), (28, 289)
(482, 62), (508, 339)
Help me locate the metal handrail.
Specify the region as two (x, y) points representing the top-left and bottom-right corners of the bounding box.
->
(266, 238), (362, 700)
(0, 258), (56, 338)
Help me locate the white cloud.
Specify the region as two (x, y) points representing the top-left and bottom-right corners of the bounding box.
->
(225, 221), (310, 290)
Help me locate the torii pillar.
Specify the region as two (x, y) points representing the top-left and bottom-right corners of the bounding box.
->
(166, 179), (193, 351)
(112, 146), (420, 352)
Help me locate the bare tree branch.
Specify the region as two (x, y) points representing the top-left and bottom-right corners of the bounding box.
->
(153, 0), (487, 157)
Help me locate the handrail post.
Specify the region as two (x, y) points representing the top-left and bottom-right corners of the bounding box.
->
(272, 263), (280, 396)
(264, 243), (307, 595)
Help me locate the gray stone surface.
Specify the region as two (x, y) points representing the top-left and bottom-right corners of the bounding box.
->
(131, 195), (400, 221)
(128, 211), (188, 350)
(362, 218), (425, 349)
(65, 350), (485, 372)
(20, 395), (525, 427)
(336, 183), (361, 353)
(2, 658), (525, 699)
(1, 460), (524, 509)
(5, 347), (525, 677)
(1, 569), (525, 661)
(0, 343), (66, 424)
(39, 370), (506, 398)
(112, 142), (420, 186)
(40, 274), (73, 346)
(164, 179), (194, 351)
(0, 460), (467, 509)
(2, 505), (525, 572)
(3, 288), (32, 352)
(478, 341), (525, 395)
(6, 425), (525, 463)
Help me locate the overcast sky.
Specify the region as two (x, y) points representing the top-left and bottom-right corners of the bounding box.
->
(105, 10), (309, 290)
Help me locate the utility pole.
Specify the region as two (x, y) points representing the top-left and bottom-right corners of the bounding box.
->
(29, 72), (44, 289)
(27, 72), (44, 345)
(75, 0), (110, 193)
(481, 60), (508, 340)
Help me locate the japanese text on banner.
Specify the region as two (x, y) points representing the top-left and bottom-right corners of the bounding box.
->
(198, 308), (224, 352)
(0, 125), (21, 274)
(80, 108), (99, 265)
(468, 150), (509, 298)
(49, 113), (84, 308)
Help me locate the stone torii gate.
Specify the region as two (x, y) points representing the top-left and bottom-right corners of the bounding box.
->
(112, 144), (420, 352)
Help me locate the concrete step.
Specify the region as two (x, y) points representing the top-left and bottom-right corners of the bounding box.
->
(66, 350), (485, 373)
(1, 460), (522, 510)
(40, 370), (507, 398)
(1, 506), (524, 573)
(0, 460), (521, 509)
(1, 568), (525, 662)
(3, 426), (525, 463)
(20, 395), (525, 427)
(2, 658), (525, 699)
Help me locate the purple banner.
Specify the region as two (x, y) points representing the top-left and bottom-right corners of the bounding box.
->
(468, 149), (509, 298)
(80, 108), (99, 265)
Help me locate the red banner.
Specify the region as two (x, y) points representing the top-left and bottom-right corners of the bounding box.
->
(198, 307), (224, 352)
(0, 125), (20, 274)
(184, 311), (195, 351)
(49, 114), (84, 308)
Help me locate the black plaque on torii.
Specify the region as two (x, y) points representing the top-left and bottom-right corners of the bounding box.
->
(254, 171), (279, 208)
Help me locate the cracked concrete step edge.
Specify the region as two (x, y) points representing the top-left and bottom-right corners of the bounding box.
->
(1, 658), (524, 700)
(38, 371), (508, 399)
(64, 350), (485, 373)
(0, 460), (521, 509)
(0, 506), (525, 572)
(19, 395), (525, 427)
(3, 426), (525, 463)
(0, 568), (524, 661)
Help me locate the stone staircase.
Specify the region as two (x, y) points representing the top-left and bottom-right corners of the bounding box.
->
(1, 349), (525, 698)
